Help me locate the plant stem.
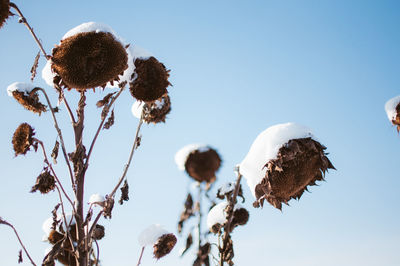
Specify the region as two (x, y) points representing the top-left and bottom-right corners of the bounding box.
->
(109, 116), (144, 198)
(219, 167), (242, 266)
(136, 247), (145, 266)
(0, 219), (37, 266)
(197, 184), (203, 250)
(9, 3), (49, 59)
(35, 87), (75, 193)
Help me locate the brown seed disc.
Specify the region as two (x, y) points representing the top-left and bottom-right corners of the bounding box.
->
(51, 31), (128, 90)
(153, 233), (177, 259)
(0, 0), (10, 29)
(12, 123), (34, 156)
(185, 148), (222, 183)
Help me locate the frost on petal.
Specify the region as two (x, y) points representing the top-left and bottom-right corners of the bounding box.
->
(138, 224), (169, 247)
(240, 122), (314, 198)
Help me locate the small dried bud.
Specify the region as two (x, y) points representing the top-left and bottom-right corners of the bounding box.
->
(31, 168), (56, 194)
(129, 57), (171, 102)
(92, 224), (105, 240)
(12, 123), (35, 156)
(51, 31), (128, 90)
(231, 207), (249, 228)
(103, 196), (114, 219)
(0, 0), (11, 29)
(153, 233), (177, 259)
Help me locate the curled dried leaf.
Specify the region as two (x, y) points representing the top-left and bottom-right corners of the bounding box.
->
(51, 140), (59, 164)
(180, 233), (193, 257)
(30, 51), (40, 82)
(118, 179), (129, 205)
(96, 92), (116, 108)
(18, 249), (23, 264)
(103, 109), (115, 130)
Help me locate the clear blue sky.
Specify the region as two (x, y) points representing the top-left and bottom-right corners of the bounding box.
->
(0, 0), (399, 265)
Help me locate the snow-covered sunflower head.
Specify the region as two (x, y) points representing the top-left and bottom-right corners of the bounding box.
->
(0, 0), (10, 29)
(7, 82), (47, 115)
(129, 56), (170, 102)
(240, 123), (335, 210)
(50, 22), (128, 91)
(138, 224), (177, 260)
(385, 95), (400, 133)
(175, 144), (222, 183)
(12, 123), (35, 156)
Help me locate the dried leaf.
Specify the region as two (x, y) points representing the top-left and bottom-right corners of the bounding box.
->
(96, 92), (116, 108)
(18, 250), (23, 264)
(103, 109), (115, 129)
(118, 179), (129, 205)
(30, 51), (40, 82)
(103, 196), (114, 219)
(51, 204), (61, 230)
(180, 233), (193, 256)
(51, 140), (59, 164)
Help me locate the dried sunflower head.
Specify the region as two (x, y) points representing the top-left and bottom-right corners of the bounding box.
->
(385, 95), (400, 132)
(153, 233), (177, 259)
(51, 31), (128, 91)
(0, 0), (10, 29)
(7, 82), (47, 115)
(240, 123), (335, 210)
(231, 207), (249, 229)
(129, 56), (170, 102)
(92, 224), (105, 240)
(132, 94), (171, 124)
(185, 147), (222, 183)
(12, 123), (35, 156)
(31, 168), (56, 194)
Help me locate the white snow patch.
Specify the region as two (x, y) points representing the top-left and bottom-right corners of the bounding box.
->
(131, 101), (144, 119)
(239, 122), (315, 198)
(42, 213), (76, 238)
(62, 22), (122, 42)
(218, 182), (235, 195)
(138, 224), (169, 247)
(385, 95), (400, 121)
(207, 202), (244, 230)
(175, 144), (210, 171)
(89, 193), (105, 205)
(41, 60), (56, 87)
(6, 82), (35, 97)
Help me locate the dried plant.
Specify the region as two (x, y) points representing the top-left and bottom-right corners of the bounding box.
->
(2, 3), (173, 265)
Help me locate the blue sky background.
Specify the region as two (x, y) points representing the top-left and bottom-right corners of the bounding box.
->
(0, 0), (399, 265)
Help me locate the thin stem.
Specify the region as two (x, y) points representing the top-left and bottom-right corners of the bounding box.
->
(197, 184), (203, 249)
(136, 247), (145, 266)
(55, 185), (76, 255)
(9, 3), (49, 59)
(94, 239), (100, 266)
(220, 167), (243, 265)
(85, 87), (125, 169)
(109, 116), (144, 198)
(35, 139), (75, 208)
(0, 219), (37, 266)
(54, 84), (77, 125)
(35, 87), (75, 192)
(87, 211), (103, 242)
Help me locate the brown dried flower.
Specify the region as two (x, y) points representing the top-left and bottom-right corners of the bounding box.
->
(11, 90), (47, 115)
(47, 230), (63, 245)
(231, 207), (249, 229)
(153, 233), (177, 259)
(129, 57), (170, 101)
(12, 123), (35, 156)
(193, 243), (211, 266)
(31, 168), (56, 194)
(0, 0), (10, 29)
(92, 224), (105, 240)
(254, 137), (335, 209)
(185, 148), (222, 183)
(392, 102), (400, 132)
(142, 94), (171, 123)
(51, 31), (128, 90)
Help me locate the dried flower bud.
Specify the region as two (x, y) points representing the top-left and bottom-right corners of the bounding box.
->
(385, 95), (400, 132)
(129, 57), (170, 101)
(12, 123), (35, 156)
(0, 0), (10, 29)
(92, 224), (105, 240)
(132, 94), (172, 124)
(231, 207), (249, 228)
(153, 233), (177, 259)
(51, 31), (128, 90)
(185, 148), (222, 183)
(31, 169), (56, 194)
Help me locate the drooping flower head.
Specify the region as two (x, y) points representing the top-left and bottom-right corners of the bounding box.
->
(31, 168), (56, 194)
(207, 202), (249, 234)
(48, 22), (128, 91)
(0, 0), (10, 29)
(7, 82), (47, 115)
(240, 123), (335, 210)
(12, 123), (35, 156)
(131, 94), (171, 123)
(129, 56), (171, 102)
(385, 95), (400, 132)
(175, 144), (222, 183)
(138, 224), (177, 259)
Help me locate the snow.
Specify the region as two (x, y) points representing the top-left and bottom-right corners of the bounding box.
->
(207, 202), (244, 230)
(138, 224), (169, 247)
(219, 182), (235, 195)
(62, 22), (121, 42)
(41, 60), (56, 87)
(385, 95), (400, 121)
(42, 213), (76, 237)
(6, 82), (35, 97)
(131, 101), (144, 119)
(88, 193), (105, 205)
(239, 122), (314, 198)
(175, 144), (210, 171)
